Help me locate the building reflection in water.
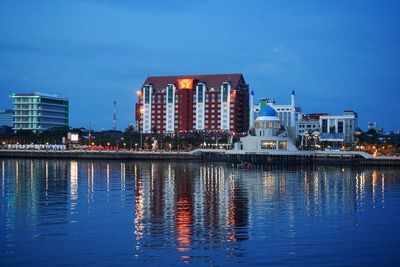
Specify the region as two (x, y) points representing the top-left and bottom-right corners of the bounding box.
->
(45, 160), (49, 196)
(87, 162), (94, 204)
(0, 159), (398, 264)
(132, 162), (398, 263)
(70, 161), (78, 199)
(2, 160), (5, 197)
(106, 163), (110, 192)
(133, 162), (250, 263)
(2, 159), (69, 235)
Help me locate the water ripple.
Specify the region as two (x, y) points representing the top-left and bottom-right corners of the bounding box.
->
(0, 159), (399, 266)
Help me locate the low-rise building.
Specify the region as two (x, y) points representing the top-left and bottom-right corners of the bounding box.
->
(296, 113), (328, 137)
(319, 110), (358, 145)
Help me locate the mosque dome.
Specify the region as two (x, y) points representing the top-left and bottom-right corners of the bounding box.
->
(258, 105), (278, 117)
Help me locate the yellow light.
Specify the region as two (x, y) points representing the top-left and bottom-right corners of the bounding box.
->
(177, 79), (194, 89)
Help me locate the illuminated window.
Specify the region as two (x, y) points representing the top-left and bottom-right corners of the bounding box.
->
(261, 140), (276, 149)
(278, 141), (287, 150)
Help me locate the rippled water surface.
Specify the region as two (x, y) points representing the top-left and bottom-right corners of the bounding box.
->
(1, 159), (400, 266)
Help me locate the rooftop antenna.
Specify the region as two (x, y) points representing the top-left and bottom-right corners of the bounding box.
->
(113, 100), (117, 130)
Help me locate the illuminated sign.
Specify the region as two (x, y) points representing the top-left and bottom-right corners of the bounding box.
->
(68, 132), (79, 142)
(177, 79), (194, 90)
(70, 133), (79, 142)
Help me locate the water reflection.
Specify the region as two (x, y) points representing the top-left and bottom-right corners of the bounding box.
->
(0, 160), (399, 266)
(1, 160), (4, 197)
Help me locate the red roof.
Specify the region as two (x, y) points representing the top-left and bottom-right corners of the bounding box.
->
(142, 73), (245, 89)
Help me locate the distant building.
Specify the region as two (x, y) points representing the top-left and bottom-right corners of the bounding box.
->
(0, 109), (13, 127)
(136, 74), (249, 134)
(319, 110), (358, 145)
(296, 113), (328, 137)
(10, 92), (69, 132)
(367, 122), (383, 134)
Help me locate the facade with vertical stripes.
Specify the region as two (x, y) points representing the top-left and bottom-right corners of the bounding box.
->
(136, 74), (249, 134)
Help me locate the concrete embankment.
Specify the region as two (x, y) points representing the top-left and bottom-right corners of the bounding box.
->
(203, 150), (400, 167)
(0, 149), (399, 166)
(0, 150), (202, 161)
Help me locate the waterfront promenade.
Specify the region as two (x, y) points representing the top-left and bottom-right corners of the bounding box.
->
(0, 149), (399, 166)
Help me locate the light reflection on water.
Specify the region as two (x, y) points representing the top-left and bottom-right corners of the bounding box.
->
(0, 159), (399, 266)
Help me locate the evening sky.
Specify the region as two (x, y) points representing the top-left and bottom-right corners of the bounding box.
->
(0, 0), (399, 131)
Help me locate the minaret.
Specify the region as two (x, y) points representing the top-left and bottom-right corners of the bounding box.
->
(289, 90), (295, 129)
(249, 90), (255, 129)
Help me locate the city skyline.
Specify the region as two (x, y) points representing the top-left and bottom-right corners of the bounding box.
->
(1, 1), (399, 131)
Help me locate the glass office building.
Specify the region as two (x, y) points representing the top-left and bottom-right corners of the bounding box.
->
(11, 93), (69, 132)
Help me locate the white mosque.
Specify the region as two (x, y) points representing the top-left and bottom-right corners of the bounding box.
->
(234, 103), (297, 151)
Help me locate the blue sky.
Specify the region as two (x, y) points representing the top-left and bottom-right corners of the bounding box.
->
(1, 0), (399, 131)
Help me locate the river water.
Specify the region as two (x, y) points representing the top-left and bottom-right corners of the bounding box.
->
(0, 159), (399, 266)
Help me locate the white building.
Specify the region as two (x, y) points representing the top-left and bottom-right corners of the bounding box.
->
(319, 110), (358, 145)
(296, 113), (328, 137)
(251, 91), (301, 141)
(296, 120), (320, 137)
(236, 105), (297, 151)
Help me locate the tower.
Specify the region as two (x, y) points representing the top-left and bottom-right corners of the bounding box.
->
(113, 100), (117, 130)
(290, 90), (296, 127)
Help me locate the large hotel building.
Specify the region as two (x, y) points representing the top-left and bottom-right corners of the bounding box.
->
(136, 74), (249, 134)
